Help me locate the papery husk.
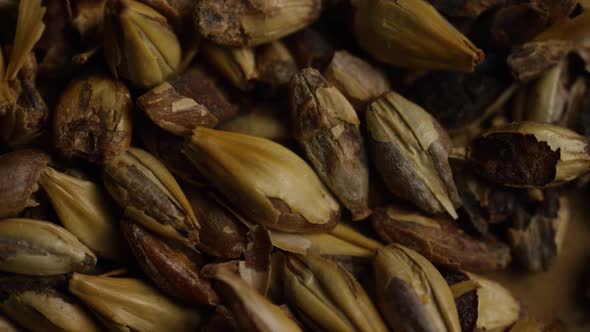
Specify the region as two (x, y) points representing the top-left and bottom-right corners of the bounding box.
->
(468, 121), (590, 187)
(374, 244), (462, 332)
(69, 273), (201, 332)
(323, 50), (391, 110)
(366, 90), (461, 219)
(201, 42), (259, 91)
(103, 147), (200, 247)
(290, 68), (371, 220)
(241, 225), (274, 295)
(282, 253), (388, 332)
(0, 278), (102, 332)
(103, 0), (181, 88)
(203, 225), (273, 296)
(202, 263), (302, 332)
(270, 223), (381, 257)
(53, 74), (132, 163)
(352, 0), (483, 72)
(467, 272), (521, 332)
(194, 0), (322, 47)
(39, 167), (124, 260)
(183, 127), (340, 233)
(0, 218), (96, 275)
(5, 0), (46, 82)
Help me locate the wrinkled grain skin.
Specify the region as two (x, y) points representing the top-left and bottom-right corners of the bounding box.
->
(0, 150), (49, 218)
(185, 187), (247, 259)
(103, 148), (200, 247)
(0, 54), (49, 147)
(54, 75), (132, 163)
(137, 67), (238, 136)
(372, 206), (512, 272)
(291, 68), (371, 220)
(122, 219), (219, 305)
(469, 133), (560, 187)
(194, 0), (322, 47)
